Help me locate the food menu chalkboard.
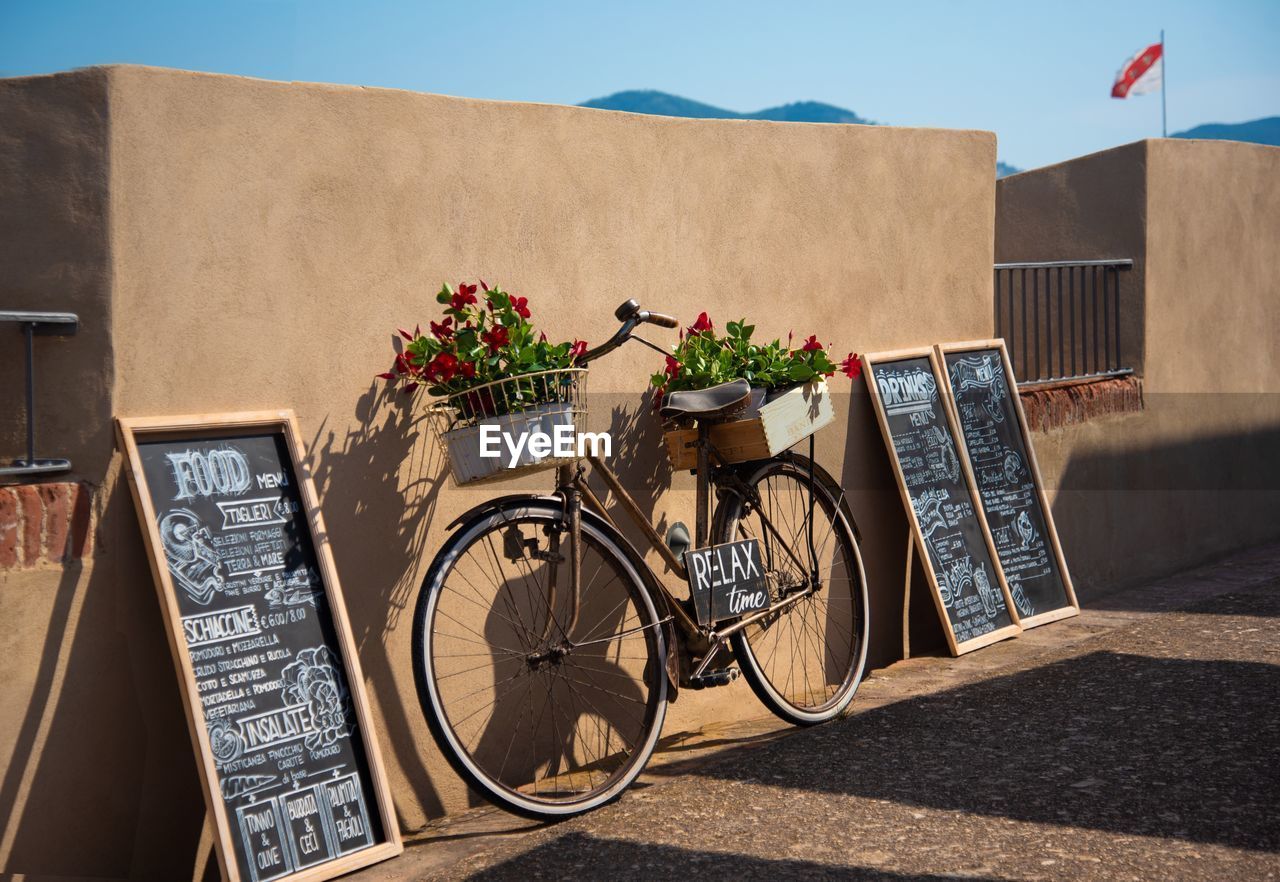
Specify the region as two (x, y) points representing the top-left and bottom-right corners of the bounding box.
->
(941, 343), (1079, 627)
(118, 413), (400, 882)
(862, 352), (1022, 654)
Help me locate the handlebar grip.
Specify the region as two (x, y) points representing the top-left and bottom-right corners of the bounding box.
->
(644, 311), (679, 329)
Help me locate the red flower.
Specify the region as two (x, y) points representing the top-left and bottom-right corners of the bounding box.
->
(450, 284), (478, 310)
(393, 352), (414, 375)
(840, 353), (862, 380)
(459, 361), (476, 379)
(479, 279), (489, 292)
(569, 339), (588, 360)
(398, 327), (415, 342)
(510, 296), (531, 319)
(429, 318), (454, 340)
(481, 325), (509, 353)
(538, 331), (548, 343)
(425, 352), (459, 383)
(801, 335), (823, 352)
(664, 355), (680, 378)
(689, 312), (713, 335)
(376, 371), (396, 380)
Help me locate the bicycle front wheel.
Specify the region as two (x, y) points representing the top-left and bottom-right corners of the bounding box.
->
(412, 500), (668, 818)
(715, 453), (869, 725)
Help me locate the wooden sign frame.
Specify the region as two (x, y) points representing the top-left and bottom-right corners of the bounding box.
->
(861, 348), (1022, 655)
(935, 340), (1080, 627)
(116, 411), (402, 882)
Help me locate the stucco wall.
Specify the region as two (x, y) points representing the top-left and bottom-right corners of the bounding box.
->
(1, 66), (997, 879)
(997, 139), (1280, 593)
(0, 69), (151, 879)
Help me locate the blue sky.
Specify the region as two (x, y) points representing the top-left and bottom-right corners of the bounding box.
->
(2, 0), (1276, 169)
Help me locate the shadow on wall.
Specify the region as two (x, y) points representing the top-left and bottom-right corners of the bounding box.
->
(1049, 422), (1280, 601)
(307, 379), (450, 823)
(0, 485), (209, 880)
(305, 384), (683, 820)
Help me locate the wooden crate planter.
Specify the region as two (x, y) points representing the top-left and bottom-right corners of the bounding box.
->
(664, 380), (834, 470)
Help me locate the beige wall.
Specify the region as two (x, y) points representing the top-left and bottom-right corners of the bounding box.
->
(0, 68), (115, 478)
(1, 66), (997, 879)
(0, 69), (157, 880)
(997, 139), (1280, 593)
(1145, 138), (1280, 394)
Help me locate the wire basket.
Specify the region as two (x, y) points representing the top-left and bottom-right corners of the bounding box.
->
(425, 368), (588, 487)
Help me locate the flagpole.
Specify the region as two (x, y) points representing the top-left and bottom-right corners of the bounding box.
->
(1161, 29), (1167, 137)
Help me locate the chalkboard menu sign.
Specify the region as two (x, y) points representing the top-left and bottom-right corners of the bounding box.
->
(862, 350), (1022, 654)
(939, 341), (1079, 627)
(117, 413), (401, 882)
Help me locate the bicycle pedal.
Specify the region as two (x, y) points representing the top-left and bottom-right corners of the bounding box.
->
(685, 667), (740, 689)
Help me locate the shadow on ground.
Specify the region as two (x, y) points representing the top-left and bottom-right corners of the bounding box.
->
(668, 644), (1280, 852)
(469, 832), (997, 881)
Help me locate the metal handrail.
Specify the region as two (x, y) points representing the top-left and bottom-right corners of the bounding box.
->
(994, 259), (1134, 386)
(1, 310), (79, 480)
(994, 259), (1134, 270)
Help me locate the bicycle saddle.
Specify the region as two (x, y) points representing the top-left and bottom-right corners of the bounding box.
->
(660, 379), (752, 421)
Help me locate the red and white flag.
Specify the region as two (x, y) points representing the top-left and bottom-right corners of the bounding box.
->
(1111, 42), (1163, 98)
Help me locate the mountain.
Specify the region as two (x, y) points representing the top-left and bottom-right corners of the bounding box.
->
(745, 101), (869, 124)
(579, 90), (874, 125)
(580, 90), (1029, 174)
(1171, 117), (1280, 147)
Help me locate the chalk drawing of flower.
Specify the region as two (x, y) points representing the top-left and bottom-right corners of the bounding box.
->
(282, 647), (352, 750)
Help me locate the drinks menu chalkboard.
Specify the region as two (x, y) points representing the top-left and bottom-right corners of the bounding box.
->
(940, 342), (1079, 627)
(862, 351), (1022, 655)
(118, 413), (400, 882)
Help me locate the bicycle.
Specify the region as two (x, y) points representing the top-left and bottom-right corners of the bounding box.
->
(411, 300), (870, 818)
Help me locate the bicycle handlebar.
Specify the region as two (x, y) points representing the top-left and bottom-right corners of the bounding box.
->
(578, 300), (678, 364)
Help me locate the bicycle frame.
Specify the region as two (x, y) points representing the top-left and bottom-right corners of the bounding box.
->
(545, 420), (828, 682)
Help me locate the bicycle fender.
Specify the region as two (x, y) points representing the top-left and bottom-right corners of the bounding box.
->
(444, 493), (562, 530)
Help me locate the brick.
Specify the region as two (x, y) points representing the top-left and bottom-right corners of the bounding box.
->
(16, 485), (41, 566)
(40, 483), (69, 563)
(0, 488), (17, 569)
(70, 482), (93, 559)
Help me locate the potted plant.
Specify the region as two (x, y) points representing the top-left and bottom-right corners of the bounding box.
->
(380, 281), (589, 485)
(651, 312), (862, 468)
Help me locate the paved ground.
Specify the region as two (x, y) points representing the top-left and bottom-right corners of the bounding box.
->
(353, 543), (1280, 881)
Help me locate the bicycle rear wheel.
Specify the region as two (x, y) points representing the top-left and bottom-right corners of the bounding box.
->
(715, 453), (868, 725)
(412, 500), (668, 818)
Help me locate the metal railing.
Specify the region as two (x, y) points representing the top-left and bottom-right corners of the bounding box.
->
(994, 259), (1134, 385)
(2, 310), (78, 479)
